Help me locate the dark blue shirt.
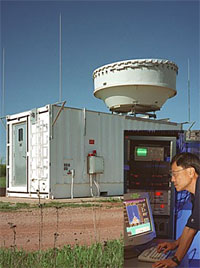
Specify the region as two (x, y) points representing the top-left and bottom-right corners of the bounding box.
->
(186, 177), (200, 230)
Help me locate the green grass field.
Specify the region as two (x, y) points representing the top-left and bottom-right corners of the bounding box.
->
(0, 201), (106, 211)
(0, 177), (6, 188)
(0, 239), (123, 268)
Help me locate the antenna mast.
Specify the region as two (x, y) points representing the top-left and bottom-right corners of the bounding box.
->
(59, 13), (62, 102)
(2, 48), (5, 116)
(187, 58), (190, 123)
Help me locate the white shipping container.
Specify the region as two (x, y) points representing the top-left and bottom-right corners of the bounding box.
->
(6, 103), (182, 199)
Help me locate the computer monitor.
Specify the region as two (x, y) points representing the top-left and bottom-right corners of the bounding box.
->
(124, 192), (156, 247)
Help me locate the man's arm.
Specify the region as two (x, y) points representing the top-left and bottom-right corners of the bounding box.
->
(153, 226), (197, 267)
(174, 226), (197, 262)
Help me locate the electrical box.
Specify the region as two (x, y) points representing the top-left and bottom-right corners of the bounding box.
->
(88, 156), (104, 174)
(30, 108), (37, 124)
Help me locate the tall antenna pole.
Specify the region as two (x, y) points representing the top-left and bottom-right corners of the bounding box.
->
(59, 13), (62, 102)
(187, 58), (190, 122)
(2, 48), (5, 116)
(0, 48), (5, 162)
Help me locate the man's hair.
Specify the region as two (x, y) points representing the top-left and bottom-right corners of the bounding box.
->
(171, 152), (200, 175)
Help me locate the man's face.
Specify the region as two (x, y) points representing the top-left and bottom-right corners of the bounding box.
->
(170, 162), (192, 192)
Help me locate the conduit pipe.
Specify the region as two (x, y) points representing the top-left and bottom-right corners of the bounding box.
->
(89, 174), (100, 197)
(70, 169), (75, 199)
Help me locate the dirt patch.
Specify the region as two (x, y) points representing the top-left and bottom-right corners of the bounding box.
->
(0, 204), (123, 251)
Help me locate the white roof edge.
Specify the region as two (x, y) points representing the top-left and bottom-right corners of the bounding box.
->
(7, 105), (49, 120)
(7, 103), (182, 126)
(93, 58), (178, 76)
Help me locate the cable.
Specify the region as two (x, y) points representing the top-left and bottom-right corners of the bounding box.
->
(188, 248), (197, 263)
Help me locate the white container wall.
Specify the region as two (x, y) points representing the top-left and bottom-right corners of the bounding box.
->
(6, 104), (182, 199)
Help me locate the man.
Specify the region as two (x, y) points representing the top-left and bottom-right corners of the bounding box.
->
(152, 152), (200, 268)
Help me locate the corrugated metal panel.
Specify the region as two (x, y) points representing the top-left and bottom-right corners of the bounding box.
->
(51, 107), (86, 187)
(50, 106), (182, 198)
(29, 111), (50, 194)
(7, 105), (182, 198)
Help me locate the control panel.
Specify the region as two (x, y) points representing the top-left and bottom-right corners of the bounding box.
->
(125, 139), (173, 189)
(145, 189), (171, 237)
(135, 146), (164, 161)
(128, 189), (171, 215)
(124, 134), (177, 239)
(185, 130), (200, 142)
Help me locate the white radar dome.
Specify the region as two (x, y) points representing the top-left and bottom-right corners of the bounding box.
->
(93, 59), (178, 113)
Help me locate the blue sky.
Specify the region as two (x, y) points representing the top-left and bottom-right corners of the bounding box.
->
(0, 0), (200, 160)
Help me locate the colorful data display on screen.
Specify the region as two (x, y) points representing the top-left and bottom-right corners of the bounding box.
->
(124, 198), (152, 236)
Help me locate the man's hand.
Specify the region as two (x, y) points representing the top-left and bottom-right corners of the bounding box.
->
(151, 241), (179, 267)
(157, 241), (177, 254)
(152, 258), (178, 268)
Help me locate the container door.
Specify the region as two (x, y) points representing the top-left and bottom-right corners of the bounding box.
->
(13, 122), (27, 190)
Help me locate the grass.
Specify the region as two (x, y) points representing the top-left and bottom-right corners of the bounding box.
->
(42, 202), (104, 209)
(0, 196), (123, 212)
(0, 177), (6, 188)
(0, 239), (123, 268)
(87, 197), (122, 203)
(0, 201), (31, 211)
(0, 201), (105, 211)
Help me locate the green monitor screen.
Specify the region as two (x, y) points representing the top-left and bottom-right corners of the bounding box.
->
(136, 147), (148, 157)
